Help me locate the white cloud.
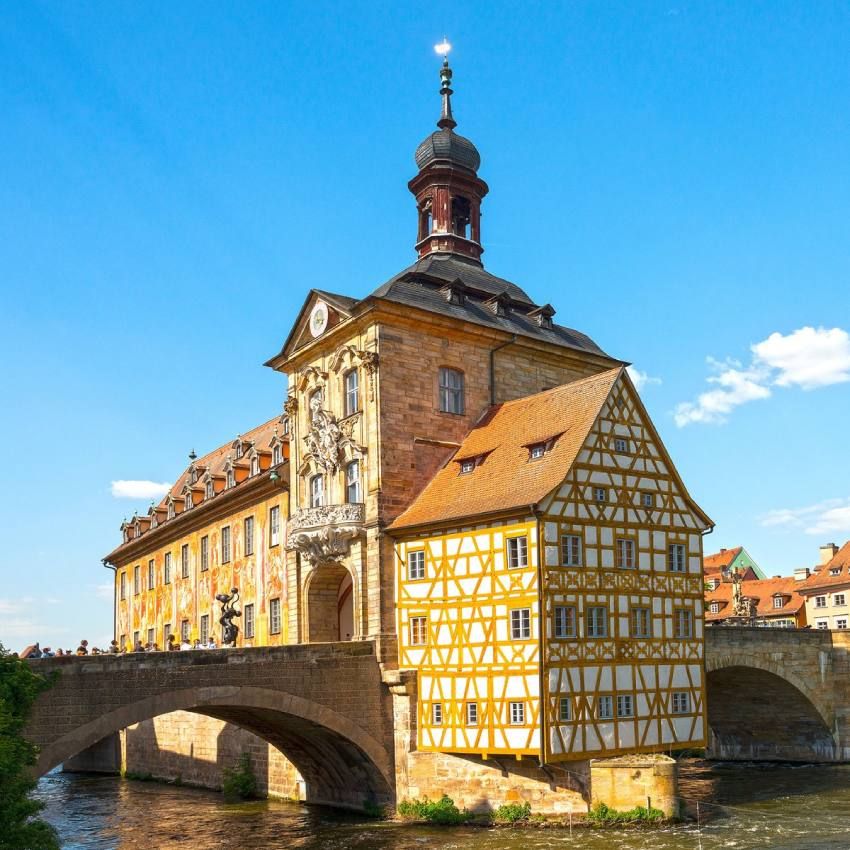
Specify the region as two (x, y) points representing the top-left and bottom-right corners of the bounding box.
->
(111, 480), (171, 500)
(627, 366), (662, 392)
(674, 358), (771, 426)
(675, 326), (850, 427)
(753, 326), (850, 389)
(759, 497), (850, 536)
(93, 583), (114, 600)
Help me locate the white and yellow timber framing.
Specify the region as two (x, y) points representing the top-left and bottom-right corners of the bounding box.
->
(394, 371), (712, 762)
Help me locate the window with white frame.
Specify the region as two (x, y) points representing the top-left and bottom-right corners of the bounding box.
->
(199, 537), (208, 573)
(438, 367), (465, 414)
(244, 516), (254, 556)
(344, 369), (359, 417)
(509, 701), (525, 725)
(630, 607), (651, 638)
(466, 702), (478, 726)
(587, 606), (608, 638)
(558, 698), (572, 722)
(561, 534), (581, 567)
(668, 543), (687, 573)
(164, 552), (171, 585)
(673, 608), (693, 638)
(640, 492), (653, 508)
(272, 444), (282, 466)
(510, 608), (531, 640)
(529, 443), (546, 460)
(554, 605), (577, 638)
(250, 455), (260, 476)
(134, 564), (140, 595)
(614, 437), (629, 453)
(226, 468), (235, 489)
(815, 596), (827, 608)
(120, 572), (127, 600)
(269, 598), (281, 634)
(432, 703), (443, 725)
(837, 618), (848, 630)
(147, 559), (155, 590)
(597, 695), (614, 719)
(830, 567), (842, 576)
(616, 538), (636, 569)
(710, 601), (721, 614)
(409, 616), (427, 646)
(773, 596), (783, 609)
(167, 501), (175, 520)
(269, 505), (280, 547)
(184, 492), (192, 511)
(617, 695), (634, 717)
(206, 479), (214, 499)
(180, 620), (190, 642)
(816, 619), (829, 630)
(147, 628), (154, 646)
(593, 487), (607, 503)
(244, 604), (255, 638)
(408, 550), (425, 581)
(200, 615), (209, 644)
(835, 594), (846, 606)
(459, 458), (475, 474)
(672, 692), (690, 714)
(221, 526), (231, 564)
(507, 536), (528, 569)
(345, 460), (361, 503)
(310, 474), (325, 508)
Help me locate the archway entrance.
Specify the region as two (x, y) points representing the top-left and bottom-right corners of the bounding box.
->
(306, 562), (354, 642)
(707, 665), (837, 762)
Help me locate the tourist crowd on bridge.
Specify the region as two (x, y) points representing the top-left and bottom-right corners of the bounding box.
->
(20, 635), (230, 658)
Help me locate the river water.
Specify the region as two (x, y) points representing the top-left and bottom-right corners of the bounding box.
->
(37, 762), (850, 849)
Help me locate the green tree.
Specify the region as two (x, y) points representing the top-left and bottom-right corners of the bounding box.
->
(0, 644), (59, 850)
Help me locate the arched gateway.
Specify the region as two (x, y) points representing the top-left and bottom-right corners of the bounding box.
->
(25, 643), (395, 809)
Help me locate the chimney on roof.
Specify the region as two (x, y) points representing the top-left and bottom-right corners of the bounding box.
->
(794, 567), (811, 582)
(720, 548), (727, 553)
(820, 543), (839, 564)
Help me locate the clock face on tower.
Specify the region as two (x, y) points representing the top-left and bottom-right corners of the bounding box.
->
(309, 302), (329, 338)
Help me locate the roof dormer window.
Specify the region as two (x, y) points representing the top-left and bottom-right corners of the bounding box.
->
(773, 596), (783, 609)
(484, 292), (511, 317)
(134, 523), (141, 539)
(185, 492), (192, 511)
(272, 444), (282, 466)
(205, 479), (214, 500)
(234, 438), (243, 459)
(167, 501), (175, 520)
(440, 278), (466, 306)
(529, 443), (546, 460)
(226, 469), (235, 489)
(831, 567), (842, 576)
(528, 304), (556, 329)
(250, 455), (260, 476)
(459, 458), (475, 474)
(150, 513), (158, 529)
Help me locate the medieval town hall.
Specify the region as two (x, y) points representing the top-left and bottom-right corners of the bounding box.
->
(104, 56), (710, 812)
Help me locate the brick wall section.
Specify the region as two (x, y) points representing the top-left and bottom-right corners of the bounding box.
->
(26, 642), (395, 809)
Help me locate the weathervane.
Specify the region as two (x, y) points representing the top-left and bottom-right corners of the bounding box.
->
(434, 38), (456, 130)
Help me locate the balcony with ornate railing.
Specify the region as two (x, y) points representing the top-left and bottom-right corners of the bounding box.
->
(286, 503), (366, 567)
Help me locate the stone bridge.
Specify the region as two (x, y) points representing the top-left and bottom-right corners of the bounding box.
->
(25, 641), (397, 809)
(705, 626), (850, 762)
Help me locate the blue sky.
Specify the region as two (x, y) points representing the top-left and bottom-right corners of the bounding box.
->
(1, 2), (848, 650)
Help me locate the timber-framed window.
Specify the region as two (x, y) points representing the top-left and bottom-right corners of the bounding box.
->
(630, 607), (651, 638)
(586, 606), (608, 638)
(407, 550), (425, 581)
(593, 487), (607, 503)
(465, 702), (478, 726)
(673, 608), (693, 638)
(672, 692), (690, 714)
(510, 608), (531, 640)
(668, 543), (687, 573)
(616, 538), (636, 569)
(507, 535), (528, 569)
(559, 698), (572, 722)
(617, 695), (634, 717)
(553, 605), (577, 638)
(409, 615), (428, 646)
(432, 703), (443, 725)
(561, 534), (582, 566)
(640, 492), (654, 508)
(597, 695), (613, 720)
(509, 701), (525, 725)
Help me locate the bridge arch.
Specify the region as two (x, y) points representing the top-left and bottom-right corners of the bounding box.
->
(36, 685), (394, 808)
(706, 654), (837, 762)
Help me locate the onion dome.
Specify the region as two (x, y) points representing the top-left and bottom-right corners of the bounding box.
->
(414, 57), (481, 173)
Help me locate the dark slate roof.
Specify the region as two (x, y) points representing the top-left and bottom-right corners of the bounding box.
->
(415, 129), (481, 173)
(368, 254), (613, 359)
(314, 289), (358, 314)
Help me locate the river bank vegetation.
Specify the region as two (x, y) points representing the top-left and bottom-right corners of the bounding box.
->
(0, 644), (59, 850)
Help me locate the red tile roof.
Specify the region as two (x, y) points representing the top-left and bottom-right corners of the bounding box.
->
(703, 547), (743, 571)
(705, 576), (805, 622)
(797, 541), (850, 592)
(388, 369), (623, 530)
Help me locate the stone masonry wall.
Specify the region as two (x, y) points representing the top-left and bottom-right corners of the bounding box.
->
(121, 711), (303, 800)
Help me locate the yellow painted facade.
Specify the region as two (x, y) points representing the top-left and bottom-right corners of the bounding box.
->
(395, 373), (709, 761)
(113, 485), (289, 650)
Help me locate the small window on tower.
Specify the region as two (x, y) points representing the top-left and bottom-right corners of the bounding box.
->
(451, 195), (471, 238)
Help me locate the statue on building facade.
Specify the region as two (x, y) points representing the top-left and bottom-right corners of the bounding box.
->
(302, 389), (362, 475)
(216, 587), (241, 645)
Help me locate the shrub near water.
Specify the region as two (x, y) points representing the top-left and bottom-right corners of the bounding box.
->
(397, 794), (472, 824)
(493, 801), (532, 823)
(587, 802), (665, 824)
(221, 753), (258, 800)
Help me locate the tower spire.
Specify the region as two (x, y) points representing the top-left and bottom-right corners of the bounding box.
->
(437, 53), (457, 131)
